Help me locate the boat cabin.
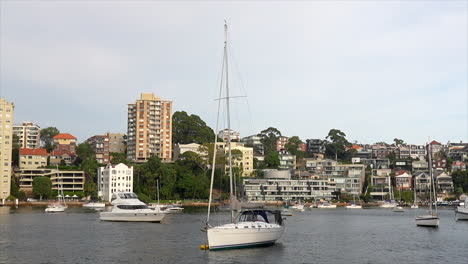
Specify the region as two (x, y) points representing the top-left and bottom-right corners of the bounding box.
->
(237, 209), (284, 225)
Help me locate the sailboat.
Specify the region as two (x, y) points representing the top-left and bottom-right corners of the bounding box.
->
(45, 169), (67, 213)
(346, 194), (362, 209)
(380, 176), (397, 208)
(393, 188), (404, 212)
(411, 180), (419, 209)
(415, 143), (439, 227)
(204, 23), (285, 251)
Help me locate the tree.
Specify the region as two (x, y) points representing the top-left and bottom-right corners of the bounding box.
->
(12, 133), (20, 167)
(264, 151), (280, 168)
(325, 129), (351, 161)
(258, 127), (282, 154)
(33, 176), (52, 200)
(393, 138), (405, 146)
(75, 142), (95, 165)
(110, 152), (131, 165)
(452, 170), (468, 194)
(41, 127), (60, 153)
(10, 175), (26, 200)
(285, 136), (305, 162)
(172, 111), (215, 144)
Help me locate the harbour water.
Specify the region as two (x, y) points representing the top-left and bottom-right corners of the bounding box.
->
(0, 206), (467, 264)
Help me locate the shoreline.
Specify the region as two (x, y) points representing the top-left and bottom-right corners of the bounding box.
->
(0, 201), (454, 208)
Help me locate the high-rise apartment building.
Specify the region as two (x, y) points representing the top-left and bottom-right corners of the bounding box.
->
(13, 122), (41, 149)
(0, 98), (14, 199)
(127, 93), (172, 162)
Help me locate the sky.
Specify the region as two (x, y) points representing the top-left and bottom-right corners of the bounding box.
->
(1, 1), (467, 145)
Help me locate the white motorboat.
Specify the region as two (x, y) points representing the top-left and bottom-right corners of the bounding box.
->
(204, 23), (284, 251)
(318, 202), (337, 208)
(346, 203), (362, 209)
(291, 204), (305, 211)
(281, 208), (294, 216)
(455, 197), (468, 220)
(166, 205), (184, 213)
(83, 202), (106, 209)
(416, 143), (439, 227)
(100, 192), (166, 222)
(411, 204), (419, 209)
(45, 202), (67, 213)
(393, 205), (405, 212)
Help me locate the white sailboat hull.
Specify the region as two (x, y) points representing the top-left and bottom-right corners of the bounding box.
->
(411, 205), (419, 209)
(379, 203), (397, 208)
(346, 205), (362, 209)
(100, 211), (165, 222)
(456, 207), (468, 220)
(393, 206), (404, 212)
(83, 202), (106, 209)
(416, 215), (439, 227)
(207, 222), (284, 250)
(45, 206), (67, 213)
(318, 205), (337, 208)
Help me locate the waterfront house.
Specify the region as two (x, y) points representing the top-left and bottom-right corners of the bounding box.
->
(19, 148), (48, 170)
(413, 172), (431, 194)
(435, 171), (454, 194)
(395, 171), (412, 190)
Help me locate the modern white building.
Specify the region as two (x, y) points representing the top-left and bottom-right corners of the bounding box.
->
(98, 163), (134, 201)
(13, 122), (41, 149)
(243, 169), (333, 201)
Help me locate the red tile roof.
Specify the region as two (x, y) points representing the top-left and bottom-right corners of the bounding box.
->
(53, 133), (77, 140)
(430, 140), (441, 145)
(19, 148), (48, 156)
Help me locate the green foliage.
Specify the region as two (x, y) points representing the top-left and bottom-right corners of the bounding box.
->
(12, 133), (20, 166)
(393, 138), (405, 146)
(172, 111), (215, 144)
(110, 152), (131, 165)
(33, 176), (52, 200)
(452, 170), (468, 194)
(137, 192), (152, 204)
(75, 142), (95, 165)
(258, 127), (282, 154)
(285, 136), (305, 162)
(10, 175), (26, 200)
(41, 127), (60, 153)
(265, 151), (280, 168)
(325, 129), (351, 161)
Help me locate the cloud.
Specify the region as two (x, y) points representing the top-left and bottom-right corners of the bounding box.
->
(1, 1), (466, 144)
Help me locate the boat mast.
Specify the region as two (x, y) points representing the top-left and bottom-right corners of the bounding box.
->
(428, 143), (438, 214)
(224, 22), (235, 223)
(206, 24), (226, 225)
